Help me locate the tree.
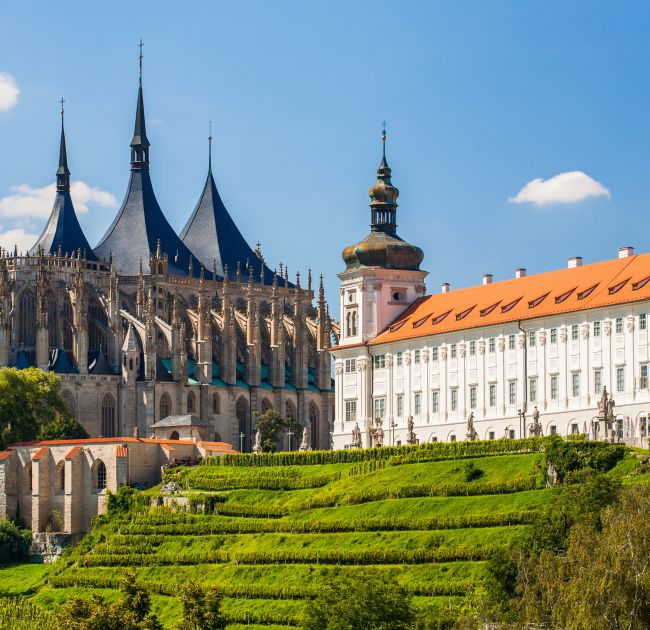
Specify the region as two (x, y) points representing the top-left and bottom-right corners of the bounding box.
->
(178, 580), (226, 630)
(54, 571), (162, 630)
(302, 570), (413, 630)
(253, 408), (302, 453)
(38, 413), (89, 441)
(0, 518), (31, 564)
(0, 367), (88, 449)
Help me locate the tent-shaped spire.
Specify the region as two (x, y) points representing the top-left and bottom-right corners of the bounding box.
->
(180, 134), (275, 283)
(29, 100), (97, 259)
(94, 48), (208, 278)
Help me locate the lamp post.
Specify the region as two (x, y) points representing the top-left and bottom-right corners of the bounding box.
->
(287, 430), (293, 452)
(239, 432), (245, 453)
(517, 409), (526, 439)
(390, 421), (397, 446)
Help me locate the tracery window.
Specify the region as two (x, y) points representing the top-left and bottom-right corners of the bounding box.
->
(19, 290), (35, 347)
(212, 393), (221, 414)
(95, 460), (107, 491)
(101, 394), (116, 437)
(160, 392), (171, 419)
(187, 391), (195, 413)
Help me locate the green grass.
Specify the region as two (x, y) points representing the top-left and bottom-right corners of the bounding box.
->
(0, 564), (50, 597)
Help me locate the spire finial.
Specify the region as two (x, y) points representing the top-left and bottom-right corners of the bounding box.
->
(56, 98), (71, 192)
(381, 121), (387, 161)
(138, 39), (144, 86)
(208, 120), (213, 173)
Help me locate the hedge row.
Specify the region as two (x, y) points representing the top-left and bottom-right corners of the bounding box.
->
(201, 437), (548, 467)
(0, 598), (53, 629)
(79, 550), (230, 567)
(172, 468), (341, 491)
(118, 511), (536, 536)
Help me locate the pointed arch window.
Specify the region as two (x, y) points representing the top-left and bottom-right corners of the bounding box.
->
(212, 392), (221, 414)
(55, 461), (65, 494)
(61, 389), (76, 418)
(101, 394), (116, 437)
(285, 400), (296, 420)
(159, 392), (172, 420)
(187, 391), (196, 413)
(19, 290), (36, 347)
(95, 460), (107, 491)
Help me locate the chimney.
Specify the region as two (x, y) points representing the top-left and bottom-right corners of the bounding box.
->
(441, 282), (450, 293)
(515, 268), (526, 279)
(568, 257), (583, 268)
(483, 274), (493, 285)
(618, 246), (634, 259)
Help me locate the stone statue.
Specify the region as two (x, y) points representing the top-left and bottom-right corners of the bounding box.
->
(375, 424), (385, 448)
(598, 386), (609, 418)
(299, 426), (310, 451)
(252, 429), (262, 454)
(465, 412), (478, 441)
(406, 415), (417, 445)
(351, 422), (362, 448)
(531, 406), (542, 437)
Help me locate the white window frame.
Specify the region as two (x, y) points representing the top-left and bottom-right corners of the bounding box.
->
(550, 375), (558, 400)
(344, 358), (356, 374)
(450, 388), (458, 411)
(489, 384), (497, 407)
(431, 390), (439, 413)
(572, 372), (580, 398)
(345, 400), (357, 422)
(616, 367), (625, 393)
(414, 392), (422, 416)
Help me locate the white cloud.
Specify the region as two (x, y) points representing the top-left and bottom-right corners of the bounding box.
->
(0, 227), (39, 253)
(0, 181), (116, 219)
(509, 171), (611, 207)
(0, 72), (19, 111)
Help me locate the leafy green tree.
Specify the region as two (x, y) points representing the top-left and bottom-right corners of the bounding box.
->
(254, 408), (302, 453)
(0, 367), (88, 449)
(38, 413), (88, 441)
(302, 570), (413, 630)
(178, 580), (226, 630)
(54, 571), (162, 630)
(0, 518), (31, 564)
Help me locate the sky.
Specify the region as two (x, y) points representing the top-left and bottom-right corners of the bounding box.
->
(0, 1), (649, 313)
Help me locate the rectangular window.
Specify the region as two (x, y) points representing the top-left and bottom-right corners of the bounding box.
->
(594, 369), (602, 395)
(529, 331), (536, 347)
(508, 334), (515, 350)
(571, 423), (579, 434)
(641, 313), (647, 331)
(344, 358), (356, 374)
(641, 364), (649, 389)
(345, 400), (357, 422)
(617, 367), (625, 392)
(469, 386), (477, 409)
(571, 324), (579, 341)
(509, 429), (516, 440)
(616, 317), (623, 334)
(373, 397), (386, 419)
(469, 340), (476, 356)
(550, 375), (558, 400)
(550, 425), (557, 435)
(529, 378), (537, 403)
(450, 344), (457, 359)
(593, 321), (601, 337)
(572, 372), (580, 397)
(550, 328), (557, 344)
(374, 354), (386, 369)
(489, 338), (496, 353)
(489, 384), (497, 407)
(488, 431), (495, 440)
(395, 352), (403, 367)
(450, 388), (458, 411)
(509, 381), (516, 405)
(431, 390), (439, 413)
(396, 395), (404, 417)
(414, 350), (421, 364)
(450, 434), (457, 442)
(414, 392), (421, 415)
(432, 347), (438, 361)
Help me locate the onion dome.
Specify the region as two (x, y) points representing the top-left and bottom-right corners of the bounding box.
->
(342, 127), (423, 271)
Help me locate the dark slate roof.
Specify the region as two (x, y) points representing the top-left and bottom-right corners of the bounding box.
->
(180, 169), (275, 284)
(89, 351), (112, 375)
(94, 169), (208, 277)
(30, 190), (97, 259)
(15, 349), (30, 370)
(151, 414), (211, 428)
(49, 348), (76, 373)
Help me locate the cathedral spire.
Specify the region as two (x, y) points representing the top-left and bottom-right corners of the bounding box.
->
(130, 39), (150, 171)
(56, 98), (70, 192)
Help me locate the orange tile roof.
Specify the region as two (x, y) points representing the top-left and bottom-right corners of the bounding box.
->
(64, 446), (82, 460)
(11, 437), (235, 451)
(371, 252), (650, 346)
(0, 450), (12, 461)
(31, 447), (48, 461)
(161, 443), (175, 452)
(115, 445), (128, 458)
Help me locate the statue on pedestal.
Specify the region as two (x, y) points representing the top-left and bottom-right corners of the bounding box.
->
(252, 429), (262, 454)
(351, 422), (362, 449)
(465, 412), (478, 441)
(406, 415), (417, 445)
(370, 417), (385, 447)
(299, 426), (310, 451)
(596, 387), (616, 441)
(530, 406), (542, 437)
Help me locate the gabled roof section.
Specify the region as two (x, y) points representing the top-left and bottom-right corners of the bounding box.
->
(180, 164), (274, 283)
(49, 348), (77, 374)
(371, 252), (650, 345)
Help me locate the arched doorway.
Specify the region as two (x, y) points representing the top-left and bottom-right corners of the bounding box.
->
(236, 396), (250, 452)
(169, 431), (179, 440)
(309, 402), (319, 449)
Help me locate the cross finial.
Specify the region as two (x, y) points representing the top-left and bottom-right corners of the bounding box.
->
(381, 121), (387, 159)
(138, 39), (144, 85)
(208, 120), (213, 172)
(59, 97), (65, 116)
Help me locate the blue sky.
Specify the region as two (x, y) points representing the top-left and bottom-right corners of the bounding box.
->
(0, 1), (649, 310)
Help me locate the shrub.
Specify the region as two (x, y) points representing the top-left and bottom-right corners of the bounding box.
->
(463, 462), (485, 482)
(545, 437), (625, 482)
(0, 518), (31, 564)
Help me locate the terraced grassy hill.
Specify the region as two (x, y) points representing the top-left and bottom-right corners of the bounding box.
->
(4, 438), (644, 629)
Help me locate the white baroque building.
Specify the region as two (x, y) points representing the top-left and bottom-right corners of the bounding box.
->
(331, 136), (650, 449)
